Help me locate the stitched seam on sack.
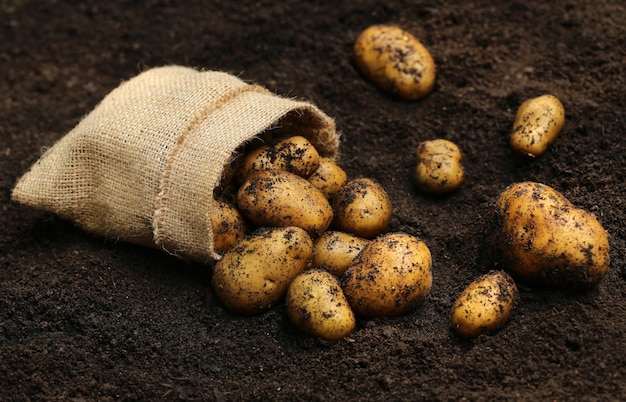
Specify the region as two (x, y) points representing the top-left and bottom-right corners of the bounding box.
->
(153, 83), (272, 255)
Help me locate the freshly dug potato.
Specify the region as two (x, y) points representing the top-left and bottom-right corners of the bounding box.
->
(237, 135), (320, 183)
(312, 231), (371, 277)
(492, 181), (610, 287)
(415, 139), (465, 195)
(308, 157), (348, 200)
(354, 25), (436, 100)
(210, 199), (247, 254)
(212, 226), (313, 315)
(237, 170), (333, 236)
(332, 178), (392, 239)
(451, 270), (519, 338)
(341, 232), (432, 317)
(286, 269), (356, 341)
(510, 94), (565, 157)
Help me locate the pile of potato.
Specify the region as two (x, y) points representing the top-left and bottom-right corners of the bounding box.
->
(208, 23), (610, 341)
(210, 134), (433, 341)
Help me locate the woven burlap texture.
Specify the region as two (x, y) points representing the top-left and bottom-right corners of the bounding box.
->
(12, 65), (339, 263)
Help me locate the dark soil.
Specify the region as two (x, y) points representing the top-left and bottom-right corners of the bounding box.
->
(2, 1), (625, 400)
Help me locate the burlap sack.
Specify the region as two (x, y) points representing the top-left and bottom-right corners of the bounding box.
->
(12, 65), (339, 263)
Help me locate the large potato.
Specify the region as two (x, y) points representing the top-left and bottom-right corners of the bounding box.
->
(510, 94), (565, 157)
(354, 25), (436, 100)
(491, 181), (610, 287)
(332, 178), (392, 239)
(286, 269), (356, 341)
(312, 231), (371, 277)
(415, 139), (465, 195)
(451, 270), (519, 338)
(212, 226), (313, 315)
(236, 135), (320, 183)
(210, 199), (247, 254)
(237, 170), (333, 236)
(341, 232), (432, 317)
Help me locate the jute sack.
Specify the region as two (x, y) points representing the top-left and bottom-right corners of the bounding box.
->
(12, 65), (339, 263)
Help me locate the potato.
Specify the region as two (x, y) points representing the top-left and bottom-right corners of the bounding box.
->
(236, 135), (320, 183)
(210, 199), (247, 254)
(341, 232), (432, 317)
(212, 226), (313, 315)
(332, 178), (392, 239)
(308, 157), (348, 200)
(491, 181), (610, 287)
(415, 139), (465, 195)
(354, 25), (436, 100)
(286, 269), (356, 341)
(510, 94), (565, 157)
(312, 231), (371, 277)
(237, 170), (333, 236)
(451, 270), (519, 338)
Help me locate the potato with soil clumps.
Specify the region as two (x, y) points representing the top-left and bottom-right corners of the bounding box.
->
(212, 226), (313, 315)
(354, 25), (436, 100)
(415, 139), (465, 195)
(451, 270), (519, 338)
(210, 199), (247, 254)
(308, 157), (348, 200)
(312, 231), (371, 277)
(510, 94), (565, 157)
(341, 232), (432, 317)
(491, 182), (610, 287)
(237, 170), (333, 236)
(332, 178), (392, 239)
(286, 269), (356, 341)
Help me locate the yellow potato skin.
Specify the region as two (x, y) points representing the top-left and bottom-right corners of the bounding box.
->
(312, 231), (371, 277)
(493, 182), (610, 287)
(332, 178), (392, 239)
(237, 135), (320, 183)
(451, 270), (519, 338)
(237, 170), (333, 236)
(354, 25), (436, 100)
(212, 227), (313, 315)
(510, 94), (565, 157)
(308, 157), (348, 200)
(286, 269), (356, 341)
(210, 199), (247, 254)
(415, 139), (465, 195)
(341, 232), (432, 317)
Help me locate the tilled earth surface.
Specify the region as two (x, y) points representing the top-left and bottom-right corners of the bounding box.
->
(1, 1), (625, 400)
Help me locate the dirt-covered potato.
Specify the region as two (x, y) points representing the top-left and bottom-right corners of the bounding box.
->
(237, 170), (333, 236)
(286, 269), (356, 341)
(354, 25), (436, 100)
(451, 270), (519, 338)
(312, 231), (371, 277)
(210, 199), (247, 254)
(212, 227), (313, 315)
(510, 94), (565, 157)
(415, 139), (465, 195)
(236, 135), (320, 183)
(341, 232), (432, 317)
(308, 157), (348, 200)
(491, 181), (610, 287)
(332, 178), (392, 239)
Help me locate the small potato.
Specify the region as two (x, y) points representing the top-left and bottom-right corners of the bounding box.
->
(237, 135), (320, 183)
(210, 199), (247, 254)
(332, 178), (392, 239)
(308, 157), (348, 200)
(354, 25), (436, 100)
(341, 232), (432, 317)
(312, 231), (371, 277)
(510, 94), (565, 157)
(212, 226), (313, 315)
(492, 181), (610, 287)
(286, 269), (356, 341)
(451, 270), (519, 338)
(415, 139), (465, 195)
(237, 170), (333, 236)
